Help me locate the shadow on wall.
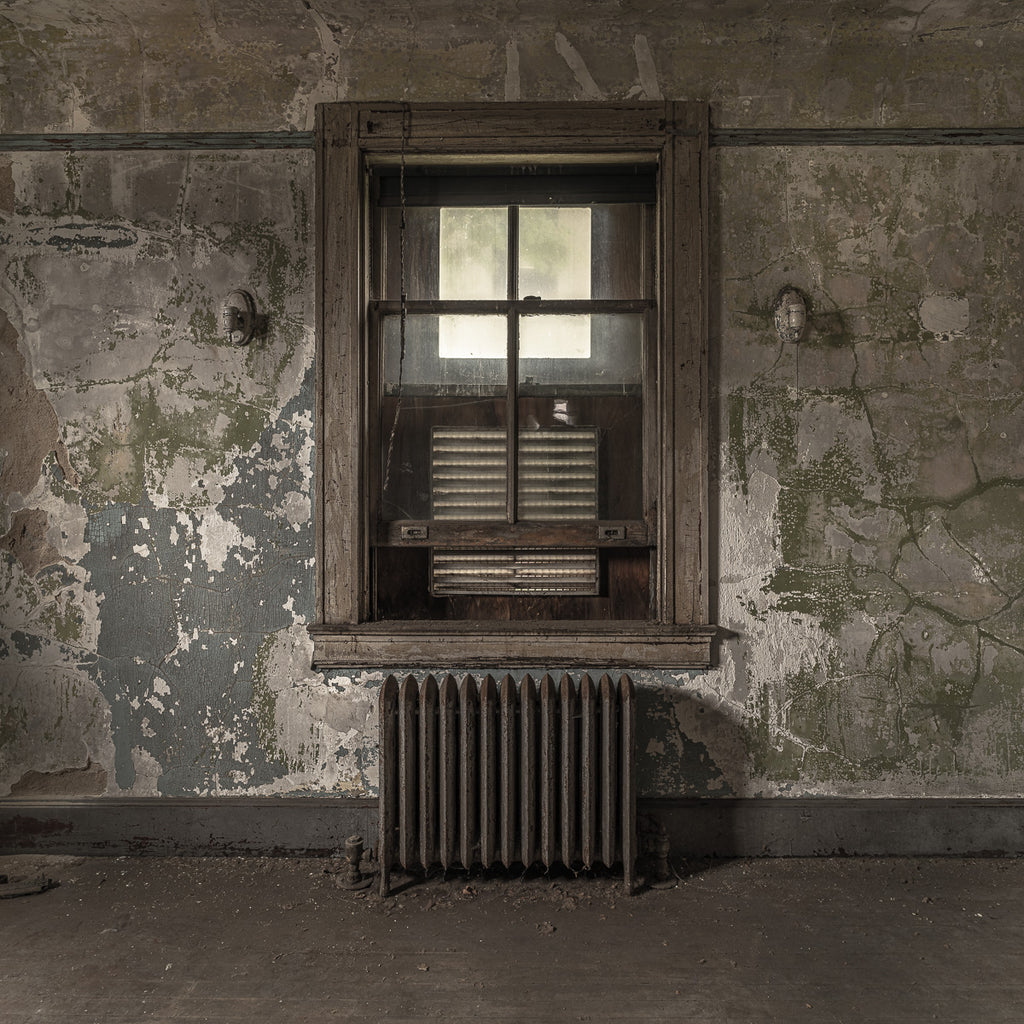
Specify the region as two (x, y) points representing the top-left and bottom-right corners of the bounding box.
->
(636, 681), (750, 863)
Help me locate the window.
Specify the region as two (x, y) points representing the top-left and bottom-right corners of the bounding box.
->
(310, 103), (713, 669)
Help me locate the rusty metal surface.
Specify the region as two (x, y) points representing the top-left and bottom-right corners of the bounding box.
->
(539, 675), (557, 868)
(459, 676), (478, 872)
(579, 674), (597, 869)
(519, 675), (537, 869)
(418, 675), (438, 872)
(621, 675), (637, 894)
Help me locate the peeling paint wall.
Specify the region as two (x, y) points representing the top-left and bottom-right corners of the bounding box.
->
(1, 1), (1023, 802)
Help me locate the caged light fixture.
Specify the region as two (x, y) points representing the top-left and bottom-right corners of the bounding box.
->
(773, 286), (807, 344)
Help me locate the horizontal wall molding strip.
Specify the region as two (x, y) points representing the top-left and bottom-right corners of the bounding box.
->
(714, 127), (1024, 147)
(0, 131), (316, 152)
(1, 127), (1024, 153)
(3, 797), (1024, 858)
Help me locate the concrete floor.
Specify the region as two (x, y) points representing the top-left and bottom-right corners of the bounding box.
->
(2, 854), (1023, 1023)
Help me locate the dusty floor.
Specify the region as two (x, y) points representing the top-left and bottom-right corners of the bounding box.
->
(1, 854), (1023, 1023)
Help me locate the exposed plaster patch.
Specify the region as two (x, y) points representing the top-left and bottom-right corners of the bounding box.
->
(632, 35), (662, 100)
(0, 308), (79, 503)
(196, 507), (248, 573)
(285, 0), (347, 128)
(0, 664), (116, 796)
(554, 33), (604, 100)
(9, 760), (107, 797)
(280, 489), (310, 529)
(920, 294), (970, 336)
(129, 745), (162, 795)
(247, 624), (376, 795)
(505, 37), (521, 101)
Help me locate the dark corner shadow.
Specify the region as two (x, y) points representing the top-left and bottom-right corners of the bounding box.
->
(636, 677), (750, 883)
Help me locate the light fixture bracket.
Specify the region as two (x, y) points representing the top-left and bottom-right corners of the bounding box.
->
(221, 289), (257, 346)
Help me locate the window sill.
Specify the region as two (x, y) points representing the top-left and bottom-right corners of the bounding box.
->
(308, 622), (716, 671)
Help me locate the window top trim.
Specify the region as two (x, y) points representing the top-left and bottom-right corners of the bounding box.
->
(372, 162), (658, 206)
(341, 101), (706, 152)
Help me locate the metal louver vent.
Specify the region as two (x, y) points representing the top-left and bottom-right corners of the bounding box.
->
(518, 430), (598, 521)
(430, 426), (599, 596)
(431, 427), (598, 521)
(432, 549), (599, 596)
(431, 428), (506, 521)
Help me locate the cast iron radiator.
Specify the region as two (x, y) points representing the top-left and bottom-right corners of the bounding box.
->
(377, 672), (636, 895)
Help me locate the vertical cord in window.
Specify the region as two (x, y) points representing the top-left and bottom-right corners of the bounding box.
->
(382, 104), (409, 497)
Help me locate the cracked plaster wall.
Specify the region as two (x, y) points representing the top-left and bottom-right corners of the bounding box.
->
(1, 1), (1023, 801)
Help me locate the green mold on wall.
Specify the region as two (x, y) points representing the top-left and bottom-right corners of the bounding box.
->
(38, 596), (85, 646)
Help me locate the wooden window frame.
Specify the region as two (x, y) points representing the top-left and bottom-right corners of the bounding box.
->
(309, 102), (714, 669)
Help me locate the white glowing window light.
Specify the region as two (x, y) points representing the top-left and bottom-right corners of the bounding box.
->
(438, 206), (592, 360)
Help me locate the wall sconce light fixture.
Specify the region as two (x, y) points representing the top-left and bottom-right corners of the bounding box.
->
(773, 287), (807, 344)
(221, 289), (257, 346)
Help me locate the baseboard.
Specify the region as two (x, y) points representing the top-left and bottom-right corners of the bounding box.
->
(2, 796), (1023, 859)
(0, 797), (377, 857)
(641, 797), (1024, 858)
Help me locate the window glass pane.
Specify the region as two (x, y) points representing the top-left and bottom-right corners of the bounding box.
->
(516, 399), (643, 520)
(591, 204), (648, 299)
(439, 315), (507, 360)
(381, 402), (508, 522)
(519, 207), (591, 300)
(439, 207), (508, 300)
(383, 314), (507, 393)
(382, 314), (507, 521)
(519, 314), (590, 359)
(380, 207), (440, 301)
(518, 314), (643, 392)
(517, 314), (644, 520)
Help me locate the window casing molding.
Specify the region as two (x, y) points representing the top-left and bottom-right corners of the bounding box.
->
(310, 102), (713, 669)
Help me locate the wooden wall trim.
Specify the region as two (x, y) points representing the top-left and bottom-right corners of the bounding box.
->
(5, 797), (1024, 858)
(3, 126), (1023, 153)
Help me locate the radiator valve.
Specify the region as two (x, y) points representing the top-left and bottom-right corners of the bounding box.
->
(337, 834), (373, 890)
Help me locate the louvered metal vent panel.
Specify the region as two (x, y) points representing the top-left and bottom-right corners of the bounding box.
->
(431, 426), (598, 521)
(432, 549), (599, 596)
(431, 428), (506, 521)
(517, 430), (598, 521)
